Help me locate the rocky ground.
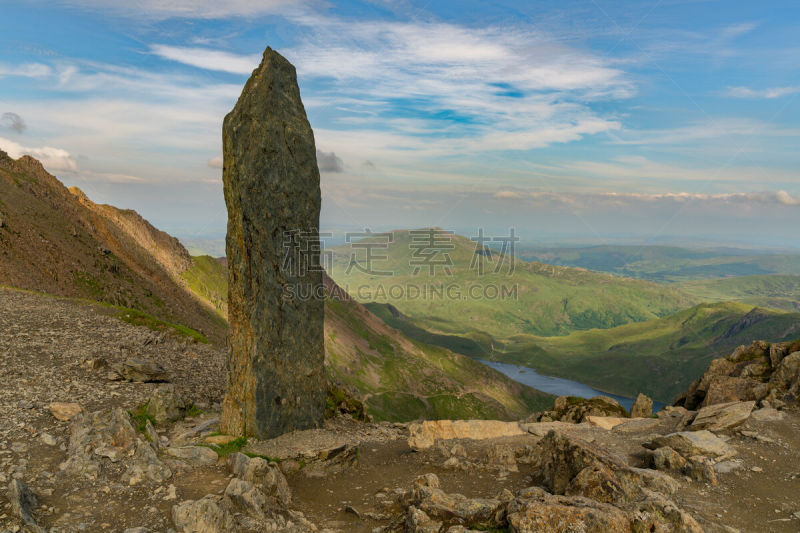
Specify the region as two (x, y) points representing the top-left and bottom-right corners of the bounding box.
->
(1, 286), (799, 532)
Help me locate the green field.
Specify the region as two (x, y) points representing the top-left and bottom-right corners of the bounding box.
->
(328, 230), (695, 339)
(679, 274), (800, 312)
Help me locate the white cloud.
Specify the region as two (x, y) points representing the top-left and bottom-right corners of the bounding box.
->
(208, 155), (223, 169)
(59, 0), (309, 19)
(150, 45), (260, 75)
(776, 190), (800, 206)
(0, 136), (78, 172)
(494, 190), (523, 199)
(726, 86), (800, 99)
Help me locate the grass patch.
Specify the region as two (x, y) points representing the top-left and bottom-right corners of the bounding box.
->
(186, 404), (204, 417)
(129, 404), (155, 434)
(203, 437), (248, 458)
(117, 307), (208, 343)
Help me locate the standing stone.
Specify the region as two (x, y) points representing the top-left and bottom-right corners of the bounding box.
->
(220, 47), (325, 439)
(630, 393), (653, 418)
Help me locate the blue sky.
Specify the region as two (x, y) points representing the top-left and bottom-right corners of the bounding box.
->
(1, 0), (799, 249)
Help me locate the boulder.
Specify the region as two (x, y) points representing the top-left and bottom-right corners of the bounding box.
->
(126, 439), (172, 485)
(630, 394), (653, 418)
(165, 446), (219, 467)
(145, 384), (186, 424)
(228, 452), (291, 506)
(172, 495), (234, 533)
(406, 506), (442, 533)
(407, 478), (503, 526)
(533, 431), (626, 495)
(224, 478), (268, 518)
(8, 480), (45, 533)
(643, 430), (735, 460)
(485, 444), (518, 472)
(564, 464), (626, 504)
(506, 492), (632, 533)
(529, 396), (628, 424)
(116, 358), (169, 382)
(48, 402), (83, 421)
(628, 491), (704, 533)
(408, 420), (524, 450)
(62, 408), (138, 476)
(647, 446), (687, 473)
(220, 47), (325, 439)
(675, 341), (800, 410)
(689, 401), (755, 431)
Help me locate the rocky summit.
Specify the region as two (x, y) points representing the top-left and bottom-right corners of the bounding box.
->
(221, 47), (326, 439)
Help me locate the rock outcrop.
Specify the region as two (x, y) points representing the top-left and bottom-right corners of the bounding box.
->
(408, 420), (525, 450)
(528, 395), (628, 424)
(630, 393), (653, 418)
(220, 47), (325, 439)
(675, 340), (800, 409)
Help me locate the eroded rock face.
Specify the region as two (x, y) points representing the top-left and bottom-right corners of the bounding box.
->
(220, 47), (325, 439)
(675, 340), (800, 409)
(529, 396), (629, 424)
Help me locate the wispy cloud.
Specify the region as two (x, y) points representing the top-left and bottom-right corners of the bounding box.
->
(59, 0), (310, 19)
(0, 62), (52, 79)
(726, 86), (800, 99)
(150, 45), (259, 75)
(152, 16), (631, 160)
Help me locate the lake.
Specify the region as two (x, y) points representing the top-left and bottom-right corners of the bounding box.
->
(481, 360), (665, 412)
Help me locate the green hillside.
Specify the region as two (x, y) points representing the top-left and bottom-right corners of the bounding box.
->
(517, 244), (800, 283)
(680, 274), (800, 312)
(324, 287), (553, 421)
(182, 254), (553, 421)
(328, 230), (695, 338)
(483, 302), (800, 402)
(181, 255), (228, 317)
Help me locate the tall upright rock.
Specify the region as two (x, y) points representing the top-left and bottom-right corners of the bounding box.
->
(220, 47), (325, 439)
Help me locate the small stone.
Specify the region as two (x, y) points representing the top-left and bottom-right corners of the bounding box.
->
(751, 466), (763, 472)
(8, 479), (45, 533)
(40, 433), (57, 447)
(165, 446), (219, 467)
(116, 358), (170, 383)
(48, 402), (83, 421)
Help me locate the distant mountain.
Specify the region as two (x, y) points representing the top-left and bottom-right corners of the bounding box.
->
(0, 151), (226, 343)
(679, 274), (800, 312)
(516, 244), (800, 283)
(327, 229), (695, 339)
